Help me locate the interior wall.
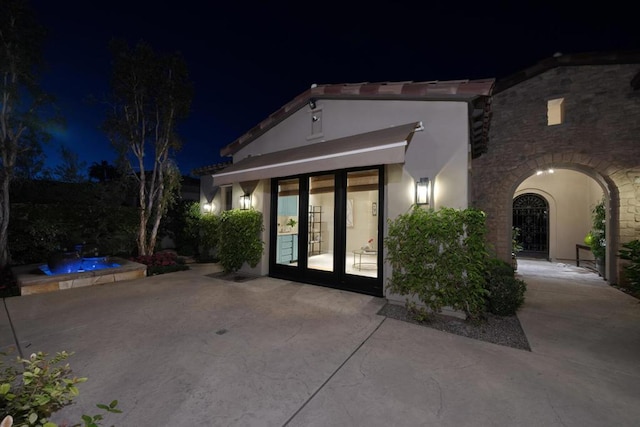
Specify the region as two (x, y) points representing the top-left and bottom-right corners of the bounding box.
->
(515, 169), (603, 262)
(346, 190), (378, 252)
(309, 191), (335, 254)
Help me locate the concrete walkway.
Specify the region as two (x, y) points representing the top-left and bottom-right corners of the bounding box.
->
(1, 260), (639, 426)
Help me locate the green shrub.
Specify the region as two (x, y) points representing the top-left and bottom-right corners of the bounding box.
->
(159, 200), (202, 256)
(0, 350), (121, 427)
(512, 227), (523, 254)
(619, 239), (640, 293)
(385, 206), (489, 319)
(8, 178), (138, 265)
(9, 203), (137, 265)
(217, 209), (264, 273)
(198, 214), (220, 262)
(483, 258), (527, 316)
(159, 201), (221, 261)
(587, 198), (606, 261)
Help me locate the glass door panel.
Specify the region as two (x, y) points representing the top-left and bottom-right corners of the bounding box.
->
(345, 169), (379, 278)
(275, 178), (299, 266)
(307, 174), (335, 272)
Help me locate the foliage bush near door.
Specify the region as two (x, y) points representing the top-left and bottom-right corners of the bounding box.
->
(385, 206), (489, 319)
(586, 198), (606, 261)
(198, 213), (220, 262)
(218, 210), (264, 273)
(619, 239), (640, 294)
(483, 258), (527, 315)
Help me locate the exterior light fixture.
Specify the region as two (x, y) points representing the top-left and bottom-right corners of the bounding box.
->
(536, 168), (555, 176)
(240, 194), (251, 210)
(415, 177), (430, 206)
(203, 202), (215, 213)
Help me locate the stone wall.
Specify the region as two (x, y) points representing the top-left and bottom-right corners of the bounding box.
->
(472, 63), (640, 284)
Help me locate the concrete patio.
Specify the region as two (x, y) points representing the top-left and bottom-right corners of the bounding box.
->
(1, 259), (639, 426)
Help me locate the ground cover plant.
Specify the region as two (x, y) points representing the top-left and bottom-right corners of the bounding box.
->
(130, 251), (189, 276)
(377, 302), (531, 350)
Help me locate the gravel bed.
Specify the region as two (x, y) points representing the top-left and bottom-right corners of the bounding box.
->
(377, 302), (531, 351)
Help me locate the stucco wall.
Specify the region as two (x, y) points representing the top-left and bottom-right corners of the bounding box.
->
(234, 99), (470, 210)
(220, 98), (472, 283)
(472, 63), (640, 284)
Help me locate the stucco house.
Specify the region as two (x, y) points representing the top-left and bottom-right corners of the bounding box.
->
(197, 80), (493, 298)
(197, 49), (640, 296)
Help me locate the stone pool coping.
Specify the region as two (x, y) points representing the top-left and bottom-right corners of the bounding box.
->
(12, 257), (147, 295)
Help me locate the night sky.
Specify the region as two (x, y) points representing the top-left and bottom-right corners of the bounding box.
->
(30, 1), (638, 177)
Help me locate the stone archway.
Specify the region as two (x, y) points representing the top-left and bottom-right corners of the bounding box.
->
(512, 168), (612, 278)
(471, 58), (640, 287)
(473, 156), (622, 284)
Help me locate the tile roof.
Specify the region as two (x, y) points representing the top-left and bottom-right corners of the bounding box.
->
(494, 50), (640, 93)
(220, 79), (495, 157)
(192, 160), (232, 177)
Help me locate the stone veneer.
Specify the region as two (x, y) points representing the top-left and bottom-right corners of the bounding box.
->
(13, 257), (147, 295)
(472, 63), (640, 284)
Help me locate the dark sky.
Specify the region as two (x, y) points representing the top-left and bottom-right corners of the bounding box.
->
(30, 1), (638, 177)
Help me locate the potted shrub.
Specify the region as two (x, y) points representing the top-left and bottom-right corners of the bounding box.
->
(586, 199), (606, 277)
(512, 227), (523, 270)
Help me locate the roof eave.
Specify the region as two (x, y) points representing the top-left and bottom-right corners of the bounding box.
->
(220, 79), (495, 157)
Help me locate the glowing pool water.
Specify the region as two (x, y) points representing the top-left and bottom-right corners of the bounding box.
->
(13, 257), (147, 295)
(39, 257), (121, 276)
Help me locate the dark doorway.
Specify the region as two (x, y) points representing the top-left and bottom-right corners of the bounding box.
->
(513, 193), (549, 259)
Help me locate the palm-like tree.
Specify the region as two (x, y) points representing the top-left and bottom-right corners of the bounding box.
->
(88, 160), (117, 183)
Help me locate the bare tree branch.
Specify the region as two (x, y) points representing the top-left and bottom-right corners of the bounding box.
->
(103, 39), (192, 255)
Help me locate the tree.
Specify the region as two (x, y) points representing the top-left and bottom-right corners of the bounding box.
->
(0, 0), (55, 267)
(52, 144), (87, 182)
(103, 39), (192, 256)
(13, 138), (46, 180)
(88, 160), (118, 183)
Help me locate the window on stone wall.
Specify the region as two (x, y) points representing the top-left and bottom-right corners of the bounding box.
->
(547, 98), (564, 125)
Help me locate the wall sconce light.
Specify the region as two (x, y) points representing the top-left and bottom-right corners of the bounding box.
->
(203, 202), (215, 213)
(415, 177), (430, 206)
(240, 194), (251, 210)
(308, 98), (317, 110)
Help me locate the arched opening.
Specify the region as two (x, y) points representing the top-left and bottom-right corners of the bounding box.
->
(511, 168), (612, 280)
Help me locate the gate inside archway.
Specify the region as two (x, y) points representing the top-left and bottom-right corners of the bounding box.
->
(513, 193), (549, 259)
